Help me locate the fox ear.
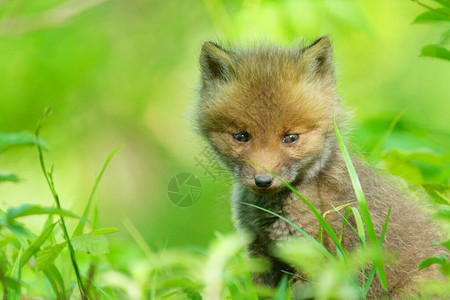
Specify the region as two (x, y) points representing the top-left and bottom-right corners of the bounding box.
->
(200, 42), (235, 85)
(300, 37), (335, 82)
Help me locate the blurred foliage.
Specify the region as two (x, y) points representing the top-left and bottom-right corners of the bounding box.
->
(0, 0), (449, 298)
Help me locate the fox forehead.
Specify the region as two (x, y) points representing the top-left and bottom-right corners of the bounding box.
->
(198, 39), (339, 137)
(206, 78), (332, 135)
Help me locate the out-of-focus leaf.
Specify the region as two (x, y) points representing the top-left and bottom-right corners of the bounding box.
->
(72, 232), (109, 256)
(36, 243), (66, 271)
(413, 9), (450, 23)
(369, 109), (406, 164)
(441, 29), (450, 46)
(435, 208), (450, 220)
(5, 205), (79, 221)
(0, 173), (19, 182)
(5, 221), (35, 248)
(382, 150), (448, 184)
(21, 222), (58, 268)
(72, 144), (123, 238)
(421, 44), (450, 61)
(273, 275), (289, 300)
(408, 152), (446, 166)
(0, 131), (47, 153)
(43, 264), (66, 298)
(423, 183), (450, 205)
(92, 227), (119, 235)
(7, 248), (22, 300)
(432, 0), (450, 9)
(418, 255), (446, 271)
(386, 160), (423, 184)
(3, 276), (21, 293)
(187, 291), (202, 300)
(433, 240), (450, 252)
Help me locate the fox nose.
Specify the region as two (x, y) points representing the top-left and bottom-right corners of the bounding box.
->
(255, 174), (273, 188)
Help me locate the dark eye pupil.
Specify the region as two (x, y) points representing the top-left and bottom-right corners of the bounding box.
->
(283, 134), (299, 144)
(233, 132), (249, 142)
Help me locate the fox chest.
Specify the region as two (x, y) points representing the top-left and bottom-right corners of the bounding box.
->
(233, 188), (354, 253)
(234, 197), (321, 243)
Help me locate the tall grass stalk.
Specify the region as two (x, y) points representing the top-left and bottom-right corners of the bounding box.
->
(333, 112), (388, 290)
(35, 110), (87, 300)
(72, 144), (124, 238)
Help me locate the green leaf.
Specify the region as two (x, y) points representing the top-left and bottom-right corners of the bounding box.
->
(350, 207), (366, 248)
(413, 9), (450, 23)
(72, 232), (109, 256)
(0, 173), (20, 182)
(36, 243), (66, 271)
(43, 265), (66, 299)
(92, 227), (119, 235)
(407, 151), (445, 166)
(72, 144), (123, 238)
(5, 205), (80, 221)
(369, 109), (406, 164)
(242, 202), (334, 261)
(0, 131), (47, 153)
(318, 202), (355, 243)
(432, 0), (450, 9)
(384, 156), (423, 184)
(440, 29), (450, 46)
(435, 208), (450, 220)
(7, 248), (22, 300)
(21, 222), (58, 268)
(363, 207), (391, 297)
(422, 183), (450, 205)
(433, 239), (450, 252)
(5, 221), (35, 248)
(273, 275), (289, 300)
(333, 113), (387, 291)
(418, 256), (446, 271)
(421, 44), (450, 61)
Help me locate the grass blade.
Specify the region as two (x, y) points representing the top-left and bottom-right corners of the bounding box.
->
(20, 221), (58, 268)
(363, 207), (391, 297)
(7, 248), (22, 300)
(350, 207), (366, 248)
(233, 252), (258, 300)
(333, 113), (387, 290)
(5, 205), (79, 222)
(320, 202), (355, 244)
(369, 109), (407, 164)
(43, 265), (67, 299)
(121, 214), (153, 258)
(35, 111), (87, 300)
(72, 144), (123, 238)
(241, 202), (334, 261)
(244, 160), (345, 259)
(273, 275), (289, 300)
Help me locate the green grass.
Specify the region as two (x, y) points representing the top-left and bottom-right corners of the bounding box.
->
(0, 0), (449, 298)
(1, 111), (447, 299)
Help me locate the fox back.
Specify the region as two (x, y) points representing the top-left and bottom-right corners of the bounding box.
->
(196, 38), (443, 298)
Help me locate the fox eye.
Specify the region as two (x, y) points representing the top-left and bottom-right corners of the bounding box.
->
(233, 132), (249, 143)
(282, 134), (299, 144)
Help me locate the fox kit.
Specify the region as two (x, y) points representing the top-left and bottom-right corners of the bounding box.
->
(196, 38), (442, 298)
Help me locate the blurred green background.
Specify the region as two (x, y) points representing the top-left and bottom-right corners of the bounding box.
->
(0, 0), (449, 257)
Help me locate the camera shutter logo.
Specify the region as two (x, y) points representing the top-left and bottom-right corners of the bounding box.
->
(167, 173), (202, 207)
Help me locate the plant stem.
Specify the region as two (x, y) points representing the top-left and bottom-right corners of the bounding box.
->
(412, 0), (450, 18)
(35, 118), (87, 300)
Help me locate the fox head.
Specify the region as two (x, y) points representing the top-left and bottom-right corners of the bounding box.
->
(197, 38), (342, 194)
